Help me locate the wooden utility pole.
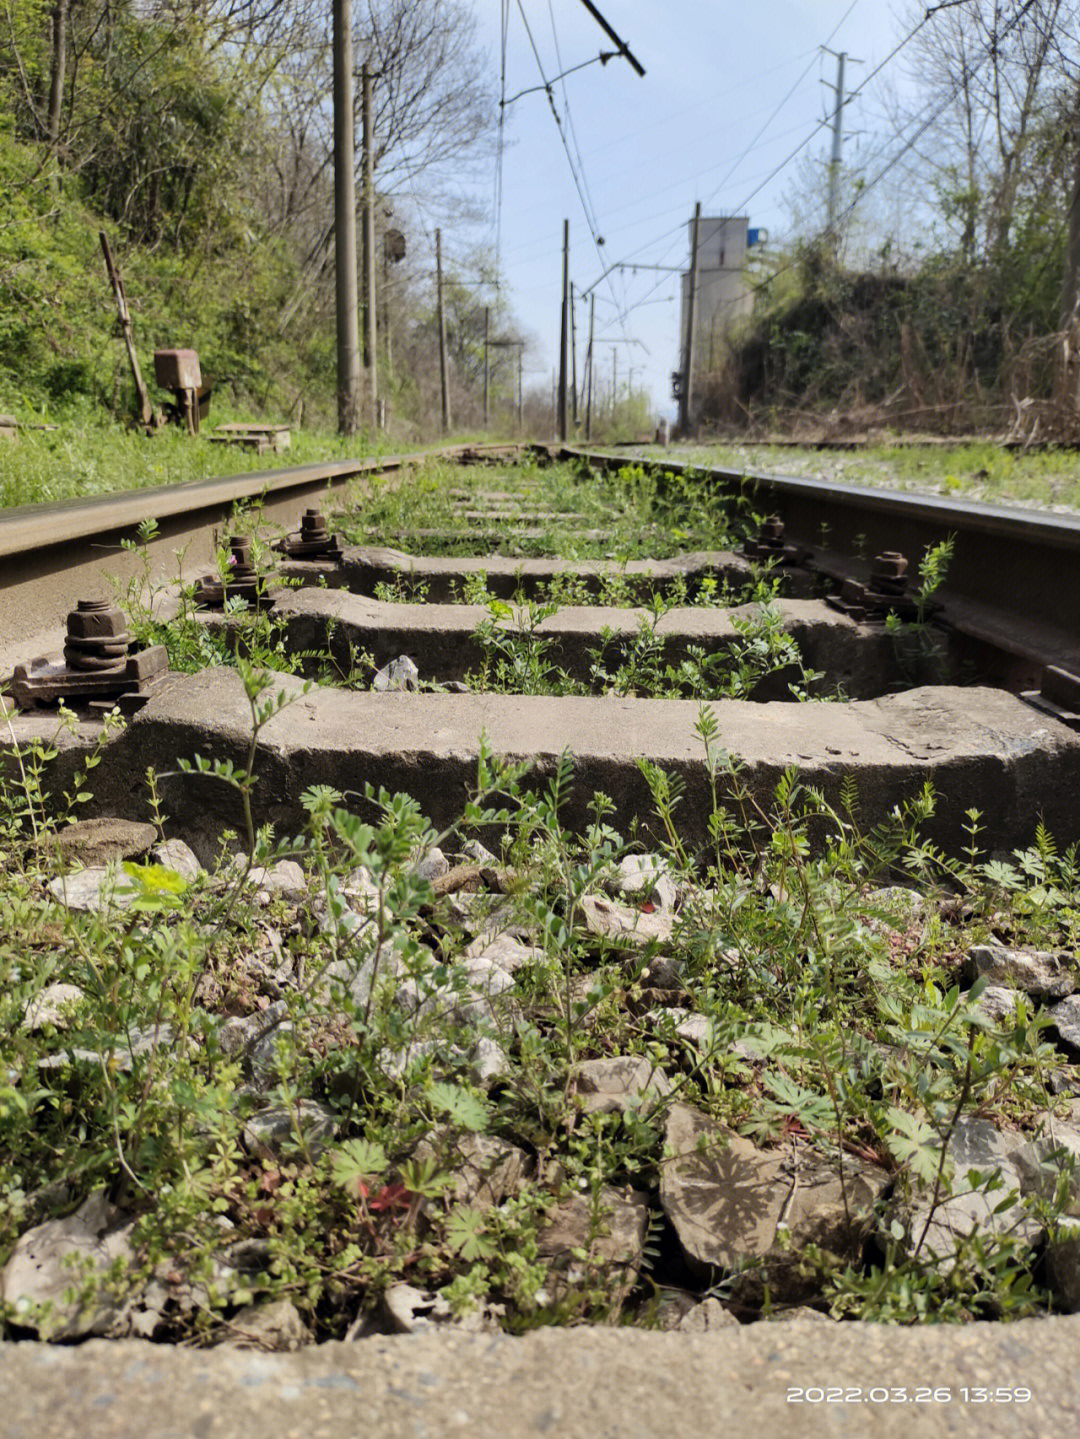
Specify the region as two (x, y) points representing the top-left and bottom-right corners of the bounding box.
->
(557, 220), (569, 441)
(99, 233), (153, 428)
(436, 228), (450, 434)
(517, 344), (524, 433)
(483, 306), (490, 428)
(47, 0), (68, 158)
(361, 61), (377, 429)
(585, 293), (595, 440)
(611, 347), (617, 423)
(333, 0), (360, 435)
(678, 201), (701, 437)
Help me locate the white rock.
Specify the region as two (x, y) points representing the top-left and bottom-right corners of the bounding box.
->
(676, 1296), (739, 1331)
(1051, 996), (1080, 1051)
(900, 1118), (1043, 1259)
(372, 655), (419, 691)
(227, 1298), (312, 1350)
(961, 984), (1019, 1023)
(383, 1283), (501, 1333)
(23, 983), (84, 1031)
(575, 1055), (672, 1114)
(47, 867), (137, 913)
(377, 1039), (446, 1080)
(862, 886), (927, 936)
(470, 1037), (511, 1086)
(969, 945), (1075, 1001)
(614, 854), (678, 912)
(242, 1100), (337, 1161)
(36, 1022), (176, 1075)
(580, 893), (673, 946)
(465, 934), (543, 973)
(411, 847), (450, 882)
(151, 839), (203, 882)
(246, 860), (306, 899)
(1, 1191), (134, 1339)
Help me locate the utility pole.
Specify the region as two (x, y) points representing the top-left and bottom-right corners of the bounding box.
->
(611, 347), (617, 424)
(585, 293), (595, 441)
(517, 344), (524, 433)
(436, 228), (450, 435)
(678, 201), (700, 437)
(827, 50), (846, 233)
(557, 220), (569, 441)
(483, 306), (490, 429)
(570, 284), (579, 429)
(333, 0), (360, 435)
(361, 60), (377, 430)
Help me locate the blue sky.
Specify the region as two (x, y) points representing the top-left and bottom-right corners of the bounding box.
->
(461, 1), (910, 419)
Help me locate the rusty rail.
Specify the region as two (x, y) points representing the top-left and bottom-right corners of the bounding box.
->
(558, 444), (1080, 691)
(0, 442), (525, 668)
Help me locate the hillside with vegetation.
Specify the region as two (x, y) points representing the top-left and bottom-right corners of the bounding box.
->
(0, 0), (525, 437)
(704, 0), (1080, 442)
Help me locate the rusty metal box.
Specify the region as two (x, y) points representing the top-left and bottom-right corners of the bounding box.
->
(154, 349), (202, 390)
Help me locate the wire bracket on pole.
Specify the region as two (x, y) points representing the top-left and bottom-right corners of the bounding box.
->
(575, 0), (646, 77)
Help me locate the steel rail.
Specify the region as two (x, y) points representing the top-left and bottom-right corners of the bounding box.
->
(3, 435), (1078, 695)
(559, 445), (1080, 688)
(0, 441), (524, 668)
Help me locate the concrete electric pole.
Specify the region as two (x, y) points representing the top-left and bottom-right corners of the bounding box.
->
(333, 0), (360, 435)
(678, 201), (701, 437)
(436, 228), (450, 434)
(361, 60), (377, 430)
(827, 51), (846, 233)
(558, 220), (569, 442)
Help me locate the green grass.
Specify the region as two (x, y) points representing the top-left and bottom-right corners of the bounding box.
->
(0, 414), (466, 511)
(662, 440), (1080, 513)
(2, 690), (1079, 1340)
(336, 456), (748, 561)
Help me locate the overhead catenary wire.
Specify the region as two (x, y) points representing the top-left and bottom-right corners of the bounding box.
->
(604, 0), (993, 326)
(511, 0), (635, 347)
(495, 0), (510, 276)
(590, 0), (865, 314)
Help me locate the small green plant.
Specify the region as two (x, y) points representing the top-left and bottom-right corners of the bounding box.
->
(884, 535), (956, 686)
(468, 597), (579, 696)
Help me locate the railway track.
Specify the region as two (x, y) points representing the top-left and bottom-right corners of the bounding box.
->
(4, 439), (1080, 1373)
(1, 434), (1078, 858)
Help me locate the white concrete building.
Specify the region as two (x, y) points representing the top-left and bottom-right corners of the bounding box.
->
(675, 216), (762, 416)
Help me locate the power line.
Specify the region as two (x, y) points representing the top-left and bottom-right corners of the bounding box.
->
(512, 0), (634, 344)
(612, 0), (981, 326)
(594, 0), (865, 316)
(748, 0), (1042, 300)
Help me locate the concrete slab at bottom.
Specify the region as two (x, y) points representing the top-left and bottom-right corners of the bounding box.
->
(1, 1321), (1077, 1439)
(73, 669), (1080, 862)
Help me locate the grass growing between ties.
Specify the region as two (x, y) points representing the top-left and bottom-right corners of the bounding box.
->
(337, 457), (751, 561)
(2, 679), (1080, 1344)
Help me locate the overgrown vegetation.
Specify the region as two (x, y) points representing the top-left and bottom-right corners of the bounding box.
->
(0, 1), (522, 434)
(704, 2), (1080, 440)
(3, 453), (1063, 1344)
(677, 439), (1080, 515)
(338, 458), (748, 561)
(2, 678), (1079, 1341)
